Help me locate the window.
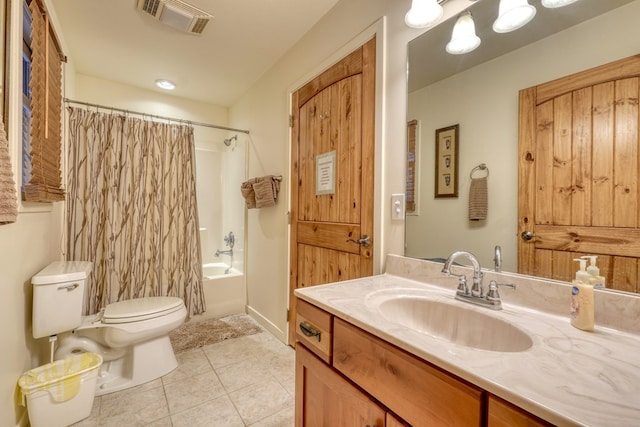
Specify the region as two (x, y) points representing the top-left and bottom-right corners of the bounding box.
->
(21, 0), (65, 202)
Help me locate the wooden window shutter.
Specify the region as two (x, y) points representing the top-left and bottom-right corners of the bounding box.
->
(24, 0), (64, 202)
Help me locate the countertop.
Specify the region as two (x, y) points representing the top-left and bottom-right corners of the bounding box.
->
(295, 272), (640, 426)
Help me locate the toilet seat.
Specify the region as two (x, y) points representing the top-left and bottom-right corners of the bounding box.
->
(104, 296), (185, 324)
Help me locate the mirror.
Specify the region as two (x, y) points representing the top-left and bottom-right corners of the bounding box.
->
(405, 0), (639, 289)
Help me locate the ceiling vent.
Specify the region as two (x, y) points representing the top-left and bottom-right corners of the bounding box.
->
(137, 0), (213, 35)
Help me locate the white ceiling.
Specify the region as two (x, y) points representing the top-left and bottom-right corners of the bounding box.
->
(51, 0), (340, 107)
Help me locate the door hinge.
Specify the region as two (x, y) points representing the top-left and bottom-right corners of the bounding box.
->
(288, 114), (293, 128)
(286, 309), (290, 322)
(287, 211), (291, 224)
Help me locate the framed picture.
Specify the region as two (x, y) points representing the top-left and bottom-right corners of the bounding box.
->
(435, 124), (459, 198)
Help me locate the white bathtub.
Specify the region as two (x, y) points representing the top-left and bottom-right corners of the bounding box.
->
(203, 262), (241, 279)
(199, 262), (246, 320)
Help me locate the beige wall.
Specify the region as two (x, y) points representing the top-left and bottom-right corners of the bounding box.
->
(406, 0), (640, 271)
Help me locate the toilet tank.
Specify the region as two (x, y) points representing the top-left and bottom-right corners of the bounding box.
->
(31, 261), (93, 339)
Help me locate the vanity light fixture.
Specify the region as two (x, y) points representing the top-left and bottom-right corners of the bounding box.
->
(405, 0), (444, 29)
(492, 0), (537, 33)
(541, 0), (580, 8)
(155, 79), (176, 90)
(446, 11), (481, 55)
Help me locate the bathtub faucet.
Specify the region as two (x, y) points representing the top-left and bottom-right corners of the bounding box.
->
(215, 248), (233, 257)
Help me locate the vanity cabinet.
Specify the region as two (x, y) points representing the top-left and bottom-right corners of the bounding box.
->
(487, 395), (552, 427)
(295, 300), (550, 427)
(333, 318), (483, 426)
(296, 344), (386, 426)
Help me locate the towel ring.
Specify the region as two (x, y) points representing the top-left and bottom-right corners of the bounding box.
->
(470, 163), (489, 179)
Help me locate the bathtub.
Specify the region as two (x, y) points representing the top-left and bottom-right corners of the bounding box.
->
(203, 262), (241, 278)
(199, 262), (246, 320)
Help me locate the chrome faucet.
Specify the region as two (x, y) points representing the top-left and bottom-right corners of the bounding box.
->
(215, 231), (235, 257)
(493, 245), (502, 272)
(442, 251), (484, 297)
(442, 251), (514, 310)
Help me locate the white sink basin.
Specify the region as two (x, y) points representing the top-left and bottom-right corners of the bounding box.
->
(375, 294), (533, 352)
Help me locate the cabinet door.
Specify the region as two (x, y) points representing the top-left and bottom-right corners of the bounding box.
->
(296, 344), (385, 427)
(488, 395), (553, 427)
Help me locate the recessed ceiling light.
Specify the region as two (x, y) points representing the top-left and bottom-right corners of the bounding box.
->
(156, 79), (176, 90)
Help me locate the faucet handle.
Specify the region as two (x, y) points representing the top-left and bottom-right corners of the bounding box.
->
(486, 280), (516, 302)
(453, 274), (469, 295)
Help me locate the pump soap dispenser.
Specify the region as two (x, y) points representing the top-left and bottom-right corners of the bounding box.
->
(584, 255), (606, 289)
(570, 258), (594, 331)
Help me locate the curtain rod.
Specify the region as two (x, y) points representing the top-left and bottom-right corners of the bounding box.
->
(63, 98), (250, 134)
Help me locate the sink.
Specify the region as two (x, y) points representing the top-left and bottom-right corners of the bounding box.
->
(376, 295), (533, 352)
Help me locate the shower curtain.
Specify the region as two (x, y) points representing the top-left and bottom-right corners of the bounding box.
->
(66, 107), (205, 317)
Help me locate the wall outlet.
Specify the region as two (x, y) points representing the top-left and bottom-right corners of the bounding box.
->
(391, 194), (405, 220)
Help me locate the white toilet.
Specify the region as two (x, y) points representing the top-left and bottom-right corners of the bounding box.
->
(32, 261), (187, 396)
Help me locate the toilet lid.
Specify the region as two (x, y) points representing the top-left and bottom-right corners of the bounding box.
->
(103, 296), (185, 324)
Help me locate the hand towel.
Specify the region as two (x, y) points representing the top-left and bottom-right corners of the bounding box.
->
(468, 177), (488, 221)
(254, 176), (277, 208)
(0, 118), (17, 224)
(241, 179), (257, 209)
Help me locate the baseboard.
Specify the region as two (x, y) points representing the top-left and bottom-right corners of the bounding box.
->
(246, 305), (287, 343)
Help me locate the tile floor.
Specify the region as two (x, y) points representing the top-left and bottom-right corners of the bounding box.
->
(74, 329), (295, 426)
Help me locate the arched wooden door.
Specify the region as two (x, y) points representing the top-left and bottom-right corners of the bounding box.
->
(518, 55), (640, 293)
(288, 38), (376, 345)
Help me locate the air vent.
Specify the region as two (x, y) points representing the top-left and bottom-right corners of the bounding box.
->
(137, 0), (213, 35)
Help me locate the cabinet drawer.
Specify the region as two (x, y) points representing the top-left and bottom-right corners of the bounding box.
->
(296, 299), (332, 363)
(333, 318), (483, 427)
(488, 395), (553, 427)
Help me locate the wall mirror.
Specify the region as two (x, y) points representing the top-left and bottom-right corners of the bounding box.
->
(405, 0), (638, 292)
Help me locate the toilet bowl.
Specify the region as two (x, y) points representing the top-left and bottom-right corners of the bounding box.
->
(32, 262), (187, 396)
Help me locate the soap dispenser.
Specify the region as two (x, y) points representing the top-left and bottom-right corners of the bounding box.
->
(570, 258), (594, 331)
(584, 255), (606, 289)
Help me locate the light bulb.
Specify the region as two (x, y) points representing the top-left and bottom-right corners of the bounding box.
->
(493, 0), (537, 33)
(405, 0), (444, 29)
(541, 0), (580, 8)
(446, 12), (481, 55)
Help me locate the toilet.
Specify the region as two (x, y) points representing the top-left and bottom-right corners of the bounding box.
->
(32, 261), (187, 396)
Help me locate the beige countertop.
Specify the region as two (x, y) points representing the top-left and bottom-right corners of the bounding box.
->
(294, 256), (640, 427)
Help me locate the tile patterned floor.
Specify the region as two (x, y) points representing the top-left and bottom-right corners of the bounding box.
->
(73, 330), (295, 426)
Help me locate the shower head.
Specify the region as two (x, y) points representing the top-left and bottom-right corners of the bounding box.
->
(223, 135), (237, 146)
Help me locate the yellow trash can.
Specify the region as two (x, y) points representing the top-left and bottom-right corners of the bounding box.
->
(18, 353), (102, 427)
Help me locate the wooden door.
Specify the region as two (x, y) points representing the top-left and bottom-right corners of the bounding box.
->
(289, 38), (376, 344)
(518, 55), (640, 293)
(295, 345), (385, 427)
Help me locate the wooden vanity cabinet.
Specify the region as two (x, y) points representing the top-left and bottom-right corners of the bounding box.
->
(296, 344), (386, 427)
(295, 300), (551, 427)
(488, 395), (553, 427)
(333, 318), (483, 426)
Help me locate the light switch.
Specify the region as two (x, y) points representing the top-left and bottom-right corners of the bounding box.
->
(391, 193), (405, 220)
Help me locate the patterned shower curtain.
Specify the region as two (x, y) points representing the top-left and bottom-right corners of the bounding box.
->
(66, 107), (206, 317)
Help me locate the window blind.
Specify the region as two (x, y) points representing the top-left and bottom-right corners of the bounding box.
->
(23, 0), (64, 202)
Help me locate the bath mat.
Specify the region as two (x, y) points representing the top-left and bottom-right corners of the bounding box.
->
(169, 314), (263, 353)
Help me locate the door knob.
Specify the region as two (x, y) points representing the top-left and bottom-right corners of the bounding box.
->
(521, 231), (534, 241)
(346, 235), (371, 248)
